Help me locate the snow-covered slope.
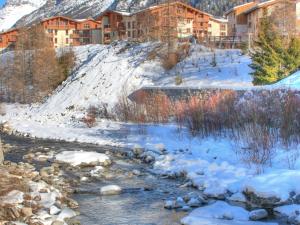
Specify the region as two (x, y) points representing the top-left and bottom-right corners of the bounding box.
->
(0, 0), (46, 31)
(271, 70), (300, 89)
(31, 43), (252, 120)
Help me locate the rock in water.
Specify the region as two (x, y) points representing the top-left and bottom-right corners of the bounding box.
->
(249, 209), (268, 221)
(100, 185), (122, 195)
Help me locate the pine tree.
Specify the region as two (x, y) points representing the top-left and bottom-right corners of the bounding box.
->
(284, 37), (300, 76)
(250, 12), (286, 85)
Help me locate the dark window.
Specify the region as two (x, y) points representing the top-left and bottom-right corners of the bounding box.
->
(55, 30), (58, 35)
(128, 22), (131, 29)
(66, 30), (69, 35)
(55, 38), (57, 43)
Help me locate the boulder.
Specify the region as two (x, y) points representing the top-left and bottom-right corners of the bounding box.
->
(21, 207), (33, 217)
(249, 209), (268, 221)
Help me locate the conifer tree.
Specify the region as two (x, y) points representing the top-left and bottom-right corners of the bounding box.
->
(284, 37), (300, 75)
(250, 12), (286, 85)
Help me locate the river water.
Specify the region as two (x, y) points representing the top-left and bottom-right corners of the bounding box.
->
(1, 133), (199, 225)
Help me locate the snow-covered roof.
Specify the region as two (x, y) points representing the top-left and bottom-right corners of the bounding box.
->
(225, 2), (256, 15)
(210, 17), (228, 23)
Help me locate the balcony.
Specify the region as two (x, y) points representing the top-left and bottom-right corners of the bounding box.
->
(46, 24), (72, 29)
(70, 33), (91, 39)
(103, 36), (111, 44)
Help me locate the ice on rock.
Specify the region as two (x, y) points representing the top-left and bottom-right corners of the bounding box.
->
(100, 185), (122, 195)
(55, 151), (111, 167)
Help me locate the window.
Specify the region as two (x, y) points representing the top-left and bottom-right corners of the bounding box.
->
(48, 29), (53, 33)
(127, 22), (131, 29)
(55, 38), (57, 43)
(132, 21), (136, 29)
(66, 38), (69, 44)
(200, 22), (203, 26)
(221, 24), (226, 30)
(84, 24), (90, 29)
(127, 30), (131, 37)
(66, 30), (69, 35)
(55, 30), (58, 35)
(0, 37), (2, 42)
(187, 28), (191, 33)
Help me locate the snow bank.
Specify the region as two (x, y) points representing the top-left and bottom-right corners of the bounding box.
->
(55, 150), (110, 166)
(181, 201), (278, 225)
(271, 70), (300, 89)
(243, 170), (300, 202)
(181, 217), (278, 225)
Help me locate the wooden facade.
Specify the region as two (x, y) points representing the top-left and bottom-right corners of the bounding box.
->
(0, 16), (102, 50)
(41, 16), (101, 47)
(0, 29), (19, 51)
(226, 0), (300, 42)
(97, 1), (211, 44)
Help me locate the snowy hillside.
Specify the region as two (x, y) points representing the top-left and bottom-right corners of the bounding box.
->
(271, 71), (300, 89)
(0, 0), (46, 31)
(33, 43), (252, 119)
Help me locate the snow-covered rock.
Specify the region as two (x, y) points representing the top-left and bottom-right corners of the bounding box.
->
(181, 201), (250, 222)
(228, 192), (247, 203)
(56, 208), (77, 221)
(55, 150), (111, 167)
(49, 205), (61, 215)
(181, 217), (278, 225)
(274, 204), (300, 220)
(0, 190), (24, 204)
(181, 201), (278, 225)
(100, 185), (122, 195)
(249, 209), (268, 221)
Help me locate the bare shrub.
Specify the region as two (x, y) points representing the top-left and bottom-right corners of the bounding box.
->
(114, 89), (172, 123)
(280, 91), (300, 146)
(81, 106), (97, 128)
(234, 124), (277, 167)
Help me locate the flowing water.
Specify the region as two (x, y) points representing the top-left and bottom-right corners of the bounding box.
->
(1, 133), (199, 225)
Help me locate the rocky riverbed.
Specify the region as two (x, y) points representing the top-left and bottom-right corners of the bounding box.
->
(0, 134), (202, 225)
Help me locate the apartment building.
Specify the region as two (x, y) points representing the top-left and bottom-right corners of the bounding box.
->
(0, 2), (228, 51)
(225, 1), (257, 41)
(226, 0), (300, 42)
(208, 17), (228, 37)
(41, 16), (101, 48)
(0, 29), (18, 51)
(0, 16), (101, 51)
(245, 0), (298, 38)
(97, 1), (212, 44)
